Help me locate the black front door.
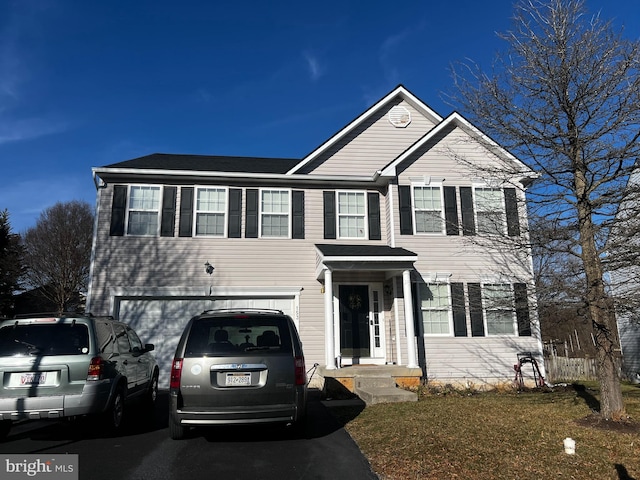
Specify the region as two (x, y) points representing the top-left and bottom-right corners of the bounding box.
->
(339, 285), (370, 359)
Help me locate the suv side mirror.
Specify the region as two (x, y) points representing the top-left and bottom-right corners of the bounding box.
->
(145, 343), (155, 352)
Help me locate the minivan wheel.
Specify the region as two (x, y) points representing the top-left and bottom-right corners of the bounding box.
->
(169, 414), (187, 440)
(105, 386), (125, 432)
(0, 420), (11, 441)
(286, 416), (307, 438)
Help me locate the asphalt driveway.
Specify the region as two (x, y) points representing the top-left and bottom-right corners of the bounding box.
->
(0, 390), (379, 480)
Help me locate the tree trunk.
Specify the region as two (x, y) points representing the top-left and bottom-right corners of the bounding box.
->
(575, 164), (625, 420)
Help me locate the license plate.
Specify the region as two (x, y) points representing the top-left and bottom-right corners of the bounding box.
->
(20, 372), (47, 385)
(225, 372), (251, 386)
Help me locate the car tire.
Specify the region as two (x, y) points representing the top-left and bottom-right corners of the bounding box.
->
(0, 420), (11, 441)
(105, 385), (126, 432)
(169, 413), (187, 440)
(146, 370), (159, 407)
(286, 415), (307, 439)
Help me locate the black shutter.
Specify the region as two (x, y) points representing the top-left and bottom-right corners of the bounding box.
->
(160, 187), (177, 237)
(367, 192), (381, 240)
(504, 188), (521, 237)
(451, 283), (468, 337)
(110, 185), (127, 236)
(460, 187), (476, 236)
(228, 188), (242, 238)
(292, 190), (305, 239)
(245, 189), (259, 238)
(398, 185), (413, 235)
(179, 187), (194, 237)
(443, 186), (459, 236)
(412, 283), (423, 336)
(323, 191), (336, 239)
(468, 283), (485, 336)
(514, 283), (532, 336)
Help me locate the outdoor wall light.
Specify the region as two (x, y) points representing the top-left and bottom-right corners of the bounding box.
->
(204, 262), (214, 275)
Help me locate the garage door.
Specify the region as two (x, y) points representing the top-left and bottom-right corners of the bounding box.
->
(116, 297), (296, 388)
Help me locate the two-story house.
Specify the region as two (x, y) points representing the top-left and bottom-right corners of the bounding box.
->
(86, 85), (543, 390)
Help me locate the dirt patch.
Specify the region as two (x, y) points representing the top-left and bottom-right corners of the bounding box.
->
(574, 413), (640, 434)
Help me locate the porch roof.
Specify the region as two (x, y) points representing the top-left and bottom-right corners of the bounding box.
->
(315, 244), (417, 280)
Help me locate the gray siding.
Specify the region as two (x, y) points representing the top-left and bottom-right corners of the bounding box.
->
(88, 95), (541, 386)
(302, 100), (436, 176)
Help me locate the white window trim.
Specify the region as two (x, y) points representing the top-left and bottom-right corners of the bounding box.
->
(411, 182), (445, 235)
(193, 186), (229, 238)
(125, 184), (162, 237)
(418, 280), (454, 337)
(336, 190), (368, 239)
(259, 188), (292, 239)
(481, 283), (517, 336)
(473, 185), (507, 236)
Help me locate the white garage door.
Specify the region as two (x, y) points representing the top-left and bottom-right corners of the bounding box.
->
(116, 297), (296, 388)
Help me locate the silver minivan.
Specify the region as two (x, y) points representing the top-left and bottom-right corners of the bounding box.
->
(168, 309), (307, 439)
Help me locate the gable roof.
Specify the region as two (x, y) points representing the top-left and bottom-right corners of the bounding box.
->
(93, 87), (537, 187)
(286, 85), (443, 175)
(379, 111), (538, 183)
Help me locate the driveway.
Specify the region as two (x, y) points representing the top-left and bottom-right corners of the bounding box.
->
(0, 390), (379, 480)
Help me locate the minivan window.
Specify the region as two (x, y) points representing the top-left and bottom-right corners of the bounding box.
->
(0, 324), (90, 356)
(184, 316), (293, 357)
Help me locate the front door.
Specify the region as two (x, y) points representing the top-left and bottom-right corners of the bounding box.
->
(339, 285), (371, 359)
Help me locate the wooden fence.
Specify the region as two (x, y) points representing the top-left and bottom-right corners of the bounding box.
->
(543, 355), (599, 382)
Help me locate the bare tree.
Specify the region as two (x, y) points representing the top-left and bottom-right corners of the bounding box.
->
(22, 201), (94, 314)
(0, 210), (24, 317)
(449, 0), (640, 420)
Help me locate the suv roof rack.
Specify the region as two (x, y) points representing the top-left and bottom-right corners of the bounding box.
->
(199, 308), (285, 315)
(11, 312), (115, 321)
(12, 312), (90, 319)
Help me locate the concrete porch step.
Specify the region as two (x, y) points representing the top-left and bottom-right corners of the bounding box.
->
(354, 376), (418, 405)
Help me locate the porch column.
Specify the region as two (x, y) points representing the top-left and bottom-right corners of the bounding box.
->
(323, 268), (336, 370)
(402, 269), (418, 368)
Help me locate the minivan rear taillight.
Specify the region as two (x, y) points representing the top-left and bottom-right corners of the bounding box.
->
(294, 356), (306, 386)
(87, 356), (103, 381)
(170, 358), (183, 389)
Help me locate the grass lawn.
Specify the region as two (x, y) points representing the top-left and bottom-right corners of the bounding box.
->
(332, 383), (640, 480)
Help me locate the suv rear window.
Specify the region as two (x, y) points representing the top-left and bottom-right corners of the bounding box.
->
(184, 316), (293, 357)
(0, 324), (90, 357)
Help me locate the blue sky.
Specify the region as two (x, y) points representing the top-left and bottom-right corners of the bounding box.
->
(1, 0), (639, 232)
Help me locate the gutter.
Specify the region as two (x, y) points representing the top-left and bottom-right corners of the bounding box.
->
(92, 167), (389, 187)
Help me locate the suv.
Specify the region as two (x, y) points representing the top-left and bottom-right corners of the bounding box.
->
(169, 309), (307, 439)
(0, 314), (158, 439)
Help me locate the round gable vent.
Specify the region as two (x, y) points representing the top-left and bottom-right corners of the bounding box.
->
(388, 105), (411, 128)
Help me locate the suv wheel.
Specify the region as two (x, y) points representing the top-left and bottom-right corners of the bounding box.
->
(105, 386), (125, 432)
(146, 370), (159, 406)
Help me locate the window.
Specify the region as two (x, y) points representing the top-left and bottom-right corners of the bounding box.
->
(474, 188), (505, 235)
(261, 189), (290, 237)
(413, 186), (443, 233)
(195, 187), (227, 236)
(338, 191), (366, 238)
(483, 284), (516, 335)
(127, 186), (161, 235)
(419, 283), (451, 335)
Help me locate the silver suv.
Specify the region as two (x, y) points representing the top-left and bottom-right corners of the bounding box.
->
(0, 314), (159, 439)
(169, 309), (307, 439)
